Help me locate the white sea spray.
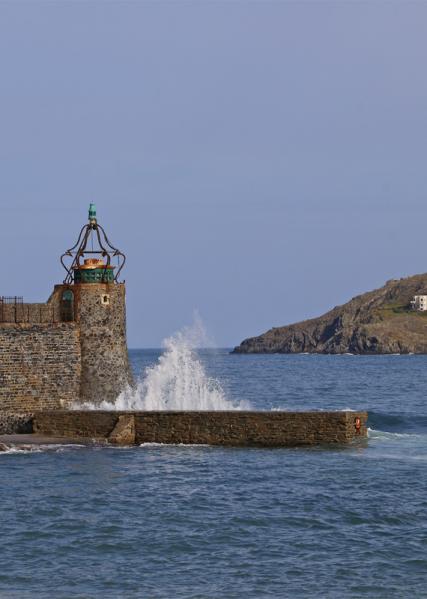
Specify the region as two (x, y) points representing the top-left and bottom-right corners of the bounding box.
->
(79, 315), (249, 411)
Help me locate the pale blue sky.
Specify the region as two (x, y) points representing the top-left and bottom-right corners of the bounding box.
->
(1, 1), (426, 347)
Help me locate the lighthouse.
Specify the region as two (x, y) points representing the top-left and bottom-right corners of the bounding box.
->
(0, 205), (133, 418)
(58, 204), (134, 405)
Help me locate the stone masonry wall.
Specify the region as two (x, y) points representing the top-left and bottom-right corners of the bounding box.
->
(134, 411), (368, 446)
(0, 412), (33, 434)
(1, 303), (56, 324)
(0, 283), (132, 419)
(0, 324), (81, 413)
(73, 283), (133, 405)
(33, 410), (368, 446)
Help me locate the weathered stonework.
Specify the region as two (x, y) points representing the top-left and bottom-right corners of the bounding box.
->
(33, 410), (368, 446)
(0, 412), (33, 434)
(0, 282), (133, 416)
(108, 414), (136, 445)
(72, 283), (133, 405)
(0, 323), (81, 412)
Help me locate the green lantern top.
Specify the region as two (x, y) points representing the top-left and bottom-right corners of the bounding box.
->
(88, 203), (97, 223)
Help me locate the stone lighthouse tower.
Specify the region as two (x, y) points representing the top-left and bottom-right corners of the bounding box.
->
(59, 204), (133, 405)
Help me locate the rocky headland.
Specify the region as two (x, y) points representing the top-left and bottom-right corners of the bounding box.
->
(233, 273), (427, 354)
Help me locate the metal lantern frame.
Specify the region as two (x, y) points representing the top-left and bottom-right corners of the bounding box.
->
(61, 207), (126, 284)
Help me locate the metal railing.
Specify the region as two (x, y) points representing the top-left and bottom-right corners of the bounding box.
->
(0, 296), (23, 304)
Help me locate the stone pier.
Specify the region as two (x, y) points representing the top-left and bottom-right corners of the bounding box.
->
(31, 410), (368, 447)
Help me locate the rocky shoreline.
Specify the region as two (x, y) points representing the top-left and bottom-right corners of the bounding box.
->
(233, 273), (427, 354)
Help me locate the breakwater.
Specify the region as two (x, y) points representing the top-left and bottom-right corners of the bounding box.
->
(32, 410), (367, 446)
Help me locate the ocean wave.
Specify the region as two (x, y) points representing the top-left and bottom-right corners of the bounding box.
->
(0, 446), (41, 455)
(139, 442), (210, 448)
(77, 316), (250, 412)
(368, 411), (427, 435)
(0, 444), (86, 455)
(367, 427), (425, 440)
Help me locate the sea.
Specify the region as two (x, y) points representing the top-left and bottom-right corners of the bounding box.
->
(1, 328), (427, 598)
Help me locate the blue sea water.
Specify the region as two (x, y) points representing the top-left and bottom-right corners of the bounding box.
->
(1, 350), (427, 598)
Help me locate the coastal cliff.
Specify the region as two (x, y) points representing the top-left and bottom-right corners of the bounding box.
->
(233, 273), (427, 354)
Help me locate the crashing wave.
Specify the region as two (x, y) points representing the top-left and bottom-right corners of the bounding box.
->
(78, 315), (249, 411)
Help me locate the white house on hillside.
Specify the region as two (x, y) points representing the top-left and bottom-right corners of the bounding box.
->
(410, 295), (427, 311)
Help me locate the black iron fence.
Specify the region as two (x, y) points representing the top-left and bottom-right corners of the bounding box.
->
(1, 296), (23, 304)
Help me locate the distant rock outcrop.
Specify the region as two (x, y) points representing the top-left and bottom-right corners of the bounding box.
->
(233, 274), (427, 354)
